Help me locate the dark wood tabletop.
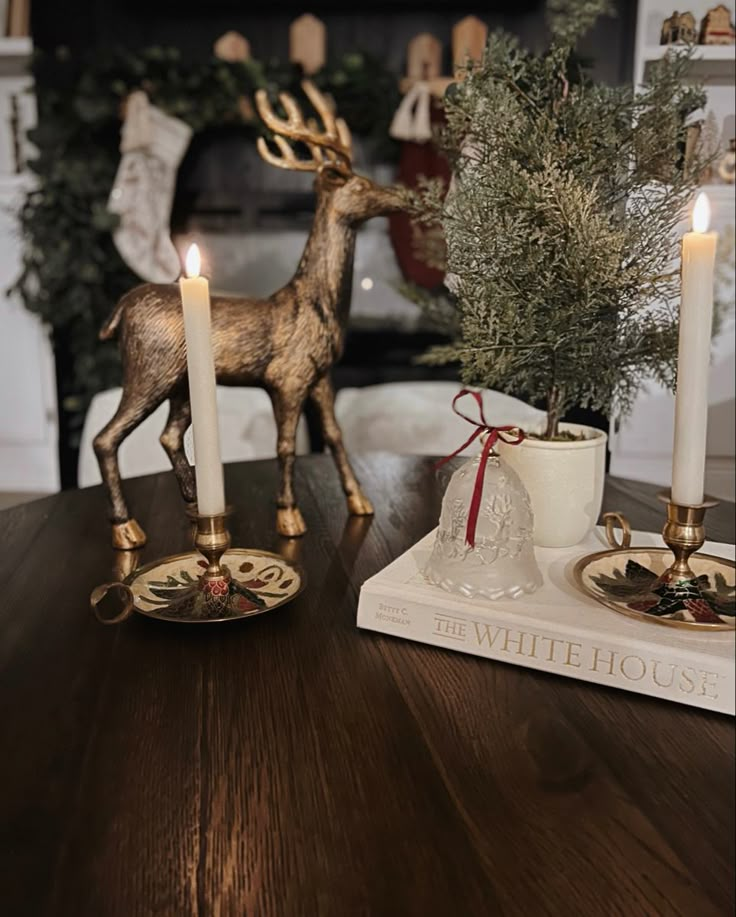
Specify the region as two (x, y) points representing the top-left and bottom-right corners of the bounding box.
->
(0, 454), (734, 917)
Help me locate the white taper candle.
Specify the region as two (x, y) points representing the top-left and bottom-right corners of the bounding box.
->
(179, 243), (226, 516)
(671, 193), (718, 506)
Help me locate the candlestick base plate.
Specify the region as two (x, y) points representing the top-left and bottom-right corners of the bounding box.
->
(574, 547), (735, 630)
(92, 548), (305, 624)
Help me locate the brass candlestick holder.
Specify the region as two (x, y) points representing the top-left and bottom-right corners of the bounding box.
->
(658, 492), (719, 584)
(91, 508), (305, 625)
(190, 507), (232, 585)
(574, 492), (734, 630)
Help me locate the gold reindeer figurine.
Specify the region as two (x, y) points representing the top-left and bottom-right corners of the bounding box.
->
(95, 81), (406, 548)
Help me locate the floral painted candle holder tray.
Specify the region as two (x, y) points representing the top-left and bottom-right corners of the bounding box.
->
(574, 547), (735, 630)
(92, 549), (305, 624)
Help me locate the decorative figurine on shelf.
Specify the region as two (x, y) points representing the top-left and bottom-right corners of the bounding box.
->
(660, 10), (698, 44)
(699, 4), (736, 43)
(424, 391), (543, 600)
(94, 81), (406, 548)
(718, 138), (736, 182)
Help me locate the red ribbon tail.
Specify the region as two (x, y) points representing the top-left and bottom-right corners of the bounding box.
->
(434, 388), (526, 549)
(465, 430), (498, 548)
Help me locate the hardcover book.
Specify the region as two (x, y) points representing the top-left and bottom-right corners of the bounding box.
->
(357, 529), (735, 714)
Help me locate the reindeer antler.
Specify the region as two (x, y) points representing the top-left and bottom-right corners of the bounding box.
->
(255, 80), (353, 176)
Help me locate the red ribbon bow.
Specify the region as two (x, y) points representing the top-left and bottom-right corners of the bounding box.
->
(435, 389), (525, 548)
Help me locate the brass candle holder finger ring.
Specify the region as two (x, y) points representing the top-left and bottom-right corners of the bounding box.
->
(90, 582), (136, 625)
(602, 512), (632, 549)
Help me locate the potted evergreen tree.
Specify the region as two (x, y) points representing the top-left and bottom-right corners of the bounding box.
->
(411, 0), (706, 546)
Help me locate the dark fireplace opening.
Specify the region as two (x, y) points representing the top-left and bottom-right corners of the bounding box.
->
(171, 126), (318, 235)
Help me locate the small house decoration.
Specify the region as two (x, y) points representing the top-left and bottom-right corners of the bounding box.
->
(661, 10), (698, 43)
(289, 13), (327, 75)
(699, 4), (736, 44)
(213, 30), (251, 62)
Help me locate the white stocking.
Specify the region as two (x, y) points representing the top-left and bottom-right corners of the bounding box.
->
(108, 91), (192, 283)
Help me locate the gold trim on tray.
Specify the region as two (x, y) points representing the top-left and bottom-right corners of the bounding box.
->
(92, 548), (306, 625)
(574, 547), (735, 631)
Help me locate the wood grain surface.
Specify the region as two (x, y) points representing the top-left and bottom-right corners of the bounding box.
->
(0, 454), (733, 917)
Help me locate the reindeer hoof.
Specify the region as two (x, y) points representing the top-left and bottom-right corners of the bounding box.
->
(111, 518), (147, 550)
(277, 507), (307, 538)
(347, 493), (374, 516)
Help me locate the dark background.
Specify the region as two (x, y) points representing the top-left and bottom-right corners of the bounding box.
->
(31, 1), (636, 84)
(28, 0), (636, 483)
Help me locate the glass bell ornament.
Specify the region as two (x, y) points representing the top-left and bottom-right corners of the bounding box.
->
(425, 451), (543, 600)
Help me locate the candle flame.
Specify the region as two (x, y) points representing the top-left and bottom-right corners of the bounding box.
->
(185, 243), (201, 278)
(692, 192), (711, 233)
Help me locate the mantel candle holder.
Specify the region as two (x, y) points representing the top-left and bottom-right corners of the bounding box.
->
(91, 508), (305, 625)
(574, 492), (735, 630)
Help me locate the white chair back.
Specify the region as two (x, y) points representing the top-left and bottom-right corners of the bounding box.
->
(334, 382), (545, 457)
(78, 386), (309, 488)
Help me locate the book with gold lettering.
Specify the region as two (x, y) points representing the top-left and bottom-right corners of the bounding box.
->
(357, 529), (735, 714)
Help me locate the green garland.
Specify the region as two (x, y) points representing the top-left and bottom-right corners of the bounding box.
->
(15, 46), (399, 447)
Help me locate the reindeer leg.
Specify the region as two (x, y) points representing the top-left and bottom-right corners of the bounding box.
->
(160, 394), (196, 508)
(310, 375), (373, 517)
(270, 387), (308, 537)
(93, 386), (164, 549)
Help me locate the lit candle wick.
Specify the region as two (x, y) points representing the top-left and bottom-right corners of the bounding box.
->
(185, 242), (201, 278)
(691, 192), (711, 234)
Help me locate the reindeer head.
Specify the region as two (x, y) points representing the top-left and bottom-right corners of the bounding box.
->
(255, 81), (405, 226)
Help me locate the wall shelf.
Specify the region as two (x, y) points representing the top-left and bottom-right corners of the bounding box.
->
(642, 44), (736, 63)
(0, 36), (32, 60)
(641, 43), (736, 82)
(701, 182), (735, 198)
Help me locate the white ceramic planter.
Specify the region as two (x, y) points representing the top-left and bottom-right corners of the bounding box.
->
(498, 422), (607, 548)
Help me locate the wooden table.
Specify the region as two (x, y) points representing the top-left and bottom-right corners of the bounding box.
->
(1, 455), (734, 917)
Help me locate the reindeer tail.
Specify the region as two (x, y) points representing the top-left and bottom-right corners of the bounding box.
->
(99, 299), (126, 341)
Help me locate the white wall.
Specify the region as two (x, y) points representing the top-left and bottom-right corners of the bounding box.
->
(0, 41), (59, 494)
